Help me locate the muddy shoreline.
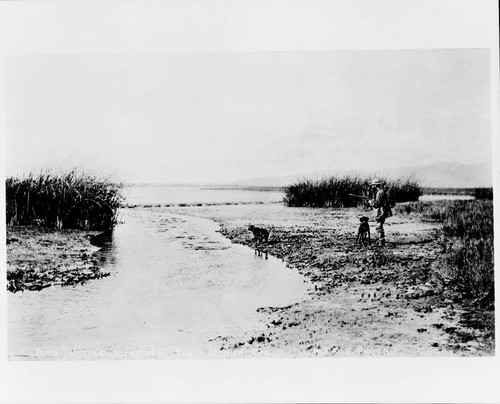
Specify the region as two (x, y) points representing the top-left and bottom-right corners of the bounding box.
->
(169, 205), (494, 357)
(5, 205), (495, 357)
(6, 226), (111, 292)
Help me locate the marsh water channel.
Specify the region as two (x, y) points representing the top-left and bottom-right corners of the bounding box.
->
(8, 186), (475, 359)
(8, 207), (309, 360)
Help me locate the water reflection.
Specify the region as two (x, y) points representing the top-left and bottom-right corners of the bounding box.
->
(90, 230), (118, 268)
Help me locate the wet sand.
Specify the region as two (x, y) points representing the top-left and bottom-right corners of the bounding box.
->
(167, 204), (495, 357)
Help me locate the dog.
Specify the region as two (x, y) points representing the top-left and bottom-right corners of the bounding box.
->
(248, 225), (269, 244)
(248, 225), (269, 259)
(356, 216), (371, 245)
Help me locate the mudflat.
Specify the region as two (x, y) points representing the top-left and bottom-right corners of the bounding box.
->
(6, 226), (110, 292)
(6, 204), (494, 358)
(168, 204), (495, 357)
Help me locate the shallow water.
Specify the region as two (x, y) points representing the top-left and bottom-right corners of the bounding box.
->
(8, 208), (309, 360)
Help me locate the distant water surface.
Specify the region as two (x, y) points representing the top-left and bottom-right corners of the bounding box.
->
(124, 185), (475, 206)
(419, 194), (474, 201)
(124, 185), (284, 206)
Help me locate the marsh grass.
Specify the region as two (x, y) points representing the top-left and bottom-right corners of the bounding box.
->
(438, 200), (494, 300)
(397, 200), (494, 300)
(395, 200), (449, 221)
(6, 171), (123, 230)
(283, 176), (422, 207)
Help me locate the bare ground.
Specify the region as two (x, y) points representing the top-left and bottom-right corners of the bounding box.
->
(167, 204), (495, 357)
(5, 204), (494, 358)
(6, 226), (111, 292)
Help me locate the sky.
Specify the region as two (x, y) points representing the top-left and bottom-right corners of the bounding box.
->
(5, 49), (492, 184)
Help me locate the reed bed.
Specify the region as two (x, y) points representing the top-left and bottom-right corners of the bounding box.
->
(6, 171), (124, 230)
(394, 200), (450, 221)
(283, 176), (422, 207)
(437, 200), (494, 300)
(397, 200), (494, 300)
(422, 187), (474, 195)
(473, 187), (493, 200)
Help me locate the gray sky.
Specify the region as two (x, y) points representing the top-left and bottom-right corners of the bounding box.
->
(5, 49), (491, 184)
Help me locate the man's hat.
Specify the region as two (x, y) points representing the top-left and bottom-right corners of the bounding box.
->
(370, 179), (381, 186)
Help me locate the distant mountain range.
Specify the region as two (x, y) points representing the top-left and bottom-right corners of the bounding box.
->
(229, 162), (493, 188)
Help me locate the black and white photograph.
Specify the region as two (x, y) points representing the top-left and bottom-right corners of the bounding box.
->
(0, 0), (498, 403)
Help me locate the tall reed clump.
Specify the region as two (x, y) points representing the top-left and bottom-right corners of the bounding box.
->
(473, 187), (493, 200)
(435, 200), (494, 300)
(6, 171), (124, 230)
(283, 176), (422, 208)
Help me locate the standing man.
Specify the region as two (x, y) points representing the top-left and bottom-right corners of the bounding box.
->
(369, 179), (388, 246)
